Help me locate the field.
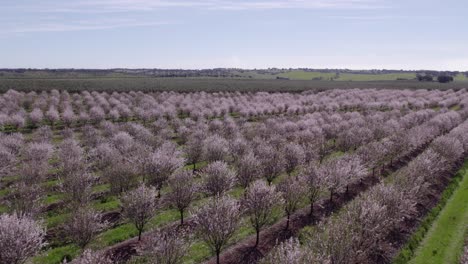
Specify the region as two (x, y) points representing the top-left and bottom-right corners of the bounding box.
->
(1, 88), (468, 264)
(251, 70), (418, 81)
(1, 69), (468, 93)
(1, 78), (468, 94)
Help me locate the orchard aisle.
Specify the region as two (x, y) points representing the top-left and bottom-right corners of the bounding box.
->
(410, 164), (468, 264)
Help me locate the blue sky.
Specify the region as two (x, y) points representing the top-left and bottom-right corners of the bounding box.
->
(1, 0), (467, 70)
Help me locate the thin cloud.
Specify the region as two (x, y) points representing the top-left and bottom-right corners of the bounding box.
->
(1, 20), (176, 34)
(325, 15), (393, 20)
(6, 0), (389, 14)
(1, 0), (388, 34)
(206, 0), (389, 10)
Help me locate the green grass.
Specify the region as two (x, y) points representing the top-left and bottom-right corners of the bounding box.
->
(247, 70), (468, 82)
(183, 241), (212, 264)
(275, 70), (418, 81)
(34, 244), (81, 264)
(51, 134), (64, 144)
(93, 209), (180, 247)
(183, 161), (208, 171)
(393, 161), (468, 264)
(324, 150), (345, 161)
(229, 112), (241, 118)
(94, 223), (138, 247)
(0, 204), (8, 213)
(229, 186), (245, 199)
(266, 70), (415, 81)
(450, 104), (461, 111)
(0, 188), (9, 198)
(42, 179), (59, 189)
(48, 156), (61, 165)
(278, 70), (336, 80)
(44, 193), (64, 205)
(46, 212), (69, 228)
(338, 72), (416, 81)
(238, 70), (468, 83)
(232, 224), (256, 242)
(454, 74), (468, 82)
(92, 183), (110, 193)
(93, 195), (120, 211)
(147, 209), (180, 228)
(408, 163), (468, 264)
(1, 175), (19, 184)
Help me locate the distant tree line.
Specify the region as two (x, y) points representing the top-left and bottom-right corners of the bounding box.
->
(416, 73), (455, 83)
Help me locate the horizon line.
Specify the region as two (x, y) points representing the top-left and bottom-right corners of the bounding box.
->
(0, 67), (466, 72)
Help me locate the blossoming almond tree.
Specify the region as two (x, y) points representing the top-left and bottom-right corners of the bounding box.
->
(65, 206), (107, 248)
(142, 230), (190, 264)
(0, 214), (46, 264)
(201, 161), (236, 197)
(193, 195), (241, 264)
(166, 170), (198, 225)
(242, 180), (282, 246)
(277, 176), (307, 230)
(121, 184), (158, 241)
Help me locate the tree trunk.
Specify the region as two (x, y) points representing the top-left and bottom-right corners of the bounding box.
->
(193, 163), (196, 173)
(310, 202), (314, 217)
(216, 249), (220, 264)
(286, 213), (290, 230)
(180, 210), (184, 225)
(255, 228), (260, 247)
(138, 229), (142, 241)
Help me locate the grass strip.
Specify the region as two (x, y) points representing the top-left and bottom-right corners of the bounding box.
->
(393, 160), (468, 264)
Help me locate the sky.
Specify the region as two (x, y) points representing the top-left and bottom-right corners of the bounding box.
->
(1, 0), (467, 70)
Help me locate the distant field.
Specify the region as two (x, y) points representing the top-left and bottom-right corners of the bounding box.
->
(0, 78), (467, 93)
(337, 72), (417, 81)
(278, 71), (336, 80)
(232, 70), (417, 81)
(455, 74), (468, 82)
(0, 69), (467, 93)
(4, 70), (467, 83)
(0, 70), (135, 79)
(249, 70), (468, 82)
(276, 70), (417, 81)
